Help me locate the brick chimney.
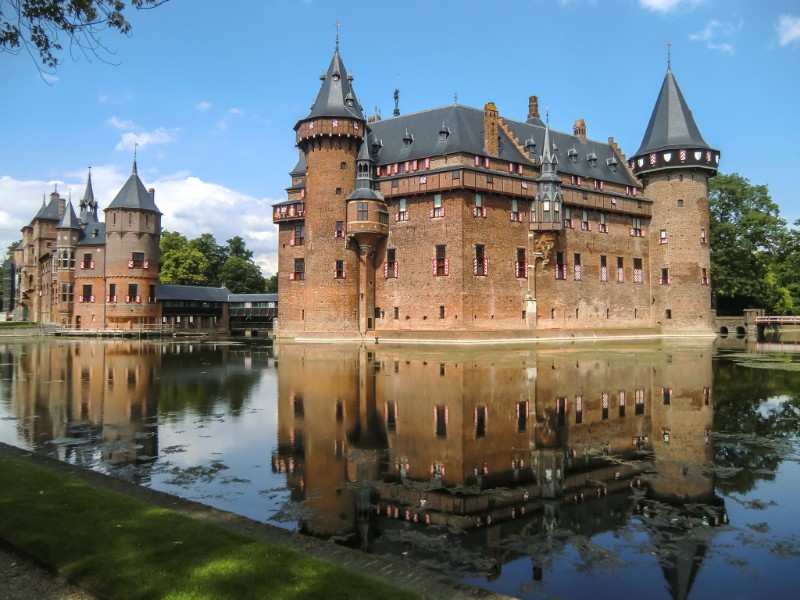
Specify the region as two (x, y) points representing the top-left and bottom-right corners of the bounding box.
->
(484, 102), (499, 155)
(528, 96), (540, 120)
(573, 119), (586, 143)
(148, 188), (155, 202)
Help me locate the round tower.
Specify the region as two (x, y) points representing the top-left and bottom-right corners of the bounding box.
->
(103, 160), (161, 330)
(631, 68), (719, 332)
(284, 42), (368, 334)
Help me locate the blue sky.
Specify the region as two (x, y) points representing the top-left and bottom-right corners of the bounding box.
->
(2, 0), (799, 276)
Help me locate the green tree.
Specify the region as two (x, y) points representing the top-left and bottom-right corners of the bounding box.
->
(188, 233), (226, 287)
(264, 273), (278, 294)
(1, 0), (169, 71)
(219, 256), (265, 294)
(160, 246), (210, 286)
(226, 236), (253, 261)
(709, 173), (792, 315)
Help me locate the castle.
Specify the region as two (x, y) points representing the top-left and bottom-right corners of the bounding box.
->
(274, 43), (719, 339)
(13, 162), (162, 329)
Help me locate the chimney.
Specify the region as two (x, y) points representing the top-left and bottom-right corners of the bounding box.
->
(528, 96), (540, 120)
(484, 102), (499, 156)
(148, 188), (155, 202)
(574, 119), (587, 143)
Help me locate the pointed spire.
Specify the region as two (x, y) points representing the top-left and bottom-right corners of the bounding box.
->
(132, 142), (138, 174)
(107, 157), (161, 214)
(57, 201), (81, 230)
(541, 109), (554, 166)
(304, 40), (364, 122)
(79, 168), (98, 224)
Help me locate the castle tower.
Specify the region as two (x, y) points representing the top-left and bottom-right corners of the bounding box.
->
(631, 68), (719, 331)
(54, 201), (81, 325)
(103, 160), (161, 330)
(78, 168), (99, 225)
(281, 42), (368, 334)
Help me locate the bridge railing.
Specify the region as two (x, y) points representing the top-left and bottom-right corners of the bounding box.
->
(755, 316), (800, 325)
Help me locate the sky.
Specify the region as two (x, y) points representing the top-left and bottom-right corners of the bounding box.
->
(2, 0), (799, 277)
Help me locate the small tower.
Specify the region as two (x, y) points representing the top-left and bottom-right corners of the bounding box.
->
(631, 67), (719, 331)
(280, 41), (367, 334)
(532, 117), (564, 231)
(78, 168), (99, 225)
(54, 201), (81, 326)
(103, 159), (162, 330)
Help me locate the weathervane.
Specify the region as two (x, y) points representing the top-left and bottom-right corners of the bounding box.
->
(336, 21), (340, 49)
(667, 41), (672, 70)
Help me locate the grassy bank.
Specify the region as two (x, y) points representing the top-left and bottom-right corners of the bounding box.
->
(0, 456), (418, 599)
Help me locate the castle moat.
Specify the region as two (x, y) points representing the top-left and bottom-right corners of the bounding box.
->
(0, 337), (798, 599)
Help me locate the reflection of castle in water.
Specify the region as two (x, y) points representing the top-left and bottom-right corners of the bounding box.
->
(272, 343), (727, 596)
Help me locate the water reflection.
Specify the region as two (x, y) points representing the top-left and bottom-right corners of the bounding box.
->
(2, 338), (798, 598)
(271, 343), (729, 593)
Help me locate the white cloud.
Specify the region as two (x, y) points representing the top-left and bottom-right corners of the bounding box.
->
(228, 108), (244, 116)
(776, 15), (800, 46)
(640, 0), (698, 14)
(114, 128), (174, 152)
(0, 170), (279, 277)
(689, 19), (740, 54)
(196, 101), (212, 111)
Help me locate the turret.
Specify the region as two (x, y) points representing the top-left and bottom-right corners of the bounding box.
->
(631, 67), (719, 331)
(53, 201), (81, 325)
(78, 168), (99, 225)
(531, 116), (563, 231)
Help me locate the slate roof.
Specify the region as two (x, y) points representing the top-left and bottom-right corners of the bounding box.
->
(367, 105), (638, 187)
(32, 193), (62, 222)
(77, 222), (106, 246)
(228, 293), (278, 303)
(57, 201), (81, 230)
(303, 46), (365, 122)
(106, 162), (161, 213)
(290, 152), (306, 176)
(635, 69), (712, 156)
(157, 285), (231, 302)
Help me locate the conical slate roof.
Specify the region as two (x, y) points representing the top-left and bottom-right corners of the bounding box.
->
(33, 192), (62, 222)
(305, 46), (365, 122)
(635, 69), (711, 156)
(106, 161), (161, 213)
(57, 201), (81, 230)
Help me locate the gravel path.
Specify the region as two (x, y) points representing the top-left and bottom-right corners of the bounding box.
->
(0, 543), (96, 600)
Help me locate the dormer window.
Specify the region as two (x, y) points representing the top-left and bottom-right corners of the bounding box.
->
(403, 129), (413, 147)
(587, 153), (598, 167)
(567, 148), (578, 164)
(439, 123), (450, 141)
(332, 72), (340, 81)
(606, 157), (618, 172)
(372, 138), (383, 154)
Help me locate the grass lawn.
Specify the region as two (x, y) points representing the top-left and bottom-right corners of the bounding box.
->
(0, 456), (419, 599)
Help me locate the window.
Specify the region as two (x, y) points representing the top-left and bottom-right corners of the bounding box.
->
(475, 406), (487, 438)
(473, 193), (486, 218)
(398, 198), (408, 221)
(602, 393), (609, 420)
(574, 253), (582, 280)
(700, 227), (707, 245)
(635, 389), (645, 415)
(618, 391), (626, 417)
(660, 268), (671, 285)
(662, 387), (672, 405)
(335, 187), (341, 196)
(357, 202), (368, 221)
(555, 251), (566, 280)
(379, 210), (389, 225)
(575, 395), (583, 424)
(293, 224), (305, 246)
(130, 252), (145, 268)
(580, 210), (590, 231)
(292, 258), (305, 281)
(435, 405), (448, 438)
(434, 245), (448, 276)
(630, 217), (643, 237)
(516, 401), (528, 432)
(108, 283), (117, 303)
(633, 258), (643, 283)
(127, 283), (138, 303)
(659, 229), (668, 245)
(340, 161), (347, 170)
(677, 199), (684, 207)
(334, 260), (346, 279)
(385, 249), (398, 278)
(81, 284), (92, 303)
(149, 284), (156, 303)
(617, 257), (624, 282)
(432, 194), (444, 218)
(386, 401), (397, 433)
(474, 244), (487, 276)
(702, 267), (710, 285)
(81, 253), (94, 270)
(600, 255), (608, 282)
(556, 397), (567, 426)
(334, 221), (344, 238)
(439, 305), (445, 319)
(510, 199), (520, 222)
(515, 248), (527, 279)
(564, 206), (574, 228)
(394, 306), (399, 319)
(597, 213), (608, 233)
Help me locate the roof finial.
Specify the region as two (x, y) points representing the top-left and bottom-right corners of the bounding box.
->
(133, 142), (138, 174)
(336, 21), (340, 50)
(393, 78), (400, 117)
(546, 106), (550, 126)
(667, 41), (672, 71)
(454, 91), (458, 105)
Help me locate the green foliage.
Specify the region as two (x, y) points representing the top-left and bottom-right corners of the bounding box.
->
(0, 0), (169, 71)
(159, 230), (267, 292)
(265, 273), (278, 294)
(710, 173), (797, 315)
